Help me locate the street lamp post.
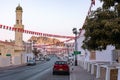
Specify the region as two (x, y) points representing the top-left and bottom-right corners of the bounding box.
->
(72, 28), (78, 66)
(67, 44), (69, 57)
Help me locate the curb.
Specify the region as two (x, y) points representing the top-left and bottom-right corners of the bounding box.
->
(0, 64), (26, 71)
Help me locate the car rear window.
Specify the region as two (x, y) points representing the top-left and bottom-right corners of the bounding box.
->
(55, 61), (67, 65)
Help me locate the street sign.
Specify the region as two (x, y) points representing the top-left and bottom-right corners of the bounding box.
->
(74, 51), (81, 55)
(6, 54), (11, 56)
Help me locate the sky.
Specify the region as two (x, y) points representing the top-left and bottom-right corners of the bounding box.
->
(0, 0), (102, 41)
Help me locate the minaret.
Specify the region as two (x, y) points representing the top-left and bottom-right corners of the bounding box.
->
(14, 4), (24, 50)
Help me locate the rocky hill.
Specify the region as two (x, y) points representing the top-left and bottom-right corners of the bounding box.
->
(28, 36), (64, 46)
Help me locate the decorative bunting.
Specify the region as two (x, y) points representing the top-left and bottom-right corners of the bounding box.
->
(91, 0), (95, 5)
(0, 24), (74, 39)
(0, 25), (2, 28)
(9, 27), (12, 30)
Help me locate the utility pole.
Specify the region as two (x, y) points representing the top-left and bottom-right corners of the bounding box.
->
(72, 28), (78, 66)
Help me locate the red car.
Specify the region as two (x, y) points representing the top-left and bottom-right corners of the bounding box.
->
(53, 61), (70, 75)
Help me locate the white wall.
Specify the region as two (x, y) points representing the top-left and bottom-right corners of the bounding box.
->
(0, 56), (11, 67)
(25, 53), (34, 61)
(118, 68), (120, 80)
(0, 53), (35, 67)
(13, 56), (21, 65)
(77, 29), (115, 62)
(77, 30), (85, 55)
(77, 30), (90, 61)
(96, 45), (115, 61)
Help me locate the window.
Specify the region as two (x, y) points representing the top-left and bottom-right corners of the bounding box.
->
(16, 20), (19, 24)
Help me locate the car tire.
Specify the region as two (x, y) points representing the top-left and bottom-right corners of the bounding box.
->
(66, 72), (70, 75)
(53, 71), (56, 75)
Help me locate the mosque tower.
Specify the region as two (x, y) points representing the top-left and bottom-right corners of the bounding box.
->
(14, 4), (24, 50)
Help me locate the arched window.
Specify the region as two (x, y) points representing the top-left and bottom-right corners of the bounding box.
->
(16, 20), (19, 24)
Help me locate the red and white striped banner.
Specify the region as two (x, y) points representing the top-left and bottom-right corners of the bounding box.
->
(0, 24), (74, 39)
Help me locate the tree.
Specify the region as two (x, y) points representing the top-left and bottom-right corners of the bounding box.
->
(82, 0), (120, 50)
(32, 48), (40, 59)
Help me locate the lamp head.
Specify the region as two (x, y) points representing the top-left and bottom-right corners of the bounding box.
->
(72, 28), (77, 34)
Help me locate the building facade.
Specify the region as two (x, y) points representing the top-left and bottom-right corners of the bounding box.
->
(0, 4), (25, 67)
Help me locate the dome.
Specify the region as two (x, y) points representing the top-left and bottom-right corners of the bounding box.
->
(16, 4), (22, 11)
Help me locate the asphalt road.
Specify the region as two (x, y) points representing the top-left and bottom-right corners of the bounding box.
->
(0, 57), (69, 80)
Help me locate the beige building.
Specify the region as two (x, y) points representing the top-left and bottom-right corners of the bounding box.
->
(0, 4), (25, 67)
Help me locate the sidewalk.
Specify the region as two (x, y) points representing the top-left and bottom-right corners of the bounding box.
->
(0, 60), (43, 71)
(0, 64), (26, 71)
(70, 66), (99, 80)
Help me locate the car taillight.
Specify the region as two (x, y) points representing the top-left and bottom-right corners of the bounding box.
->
(54, 64), (59, 67)
(63, 64), (69, 69)
(53, 64), (58, 70)
(54, 64), (58, 68)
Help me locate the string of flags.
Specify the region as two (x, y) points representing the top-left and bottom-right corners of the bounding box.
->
(91, 0), (95, 6)
(0, 39), (74, 53)
(0, 24), (74, 39)
(77, 0), (95, 39)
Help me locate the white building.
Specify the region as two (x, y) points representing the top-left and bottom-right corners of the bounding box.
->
(77, 29), (115, 62)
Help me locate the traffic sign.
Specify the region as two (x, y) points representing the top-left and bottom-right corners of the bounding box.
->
(6, 54), (11, 56)
(74, 51), (81, 55)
